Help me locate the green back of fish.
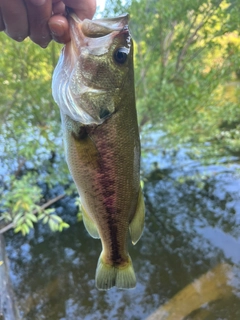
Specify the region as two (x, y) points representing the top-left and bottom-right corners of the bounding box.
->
(55, 14), (145, 290)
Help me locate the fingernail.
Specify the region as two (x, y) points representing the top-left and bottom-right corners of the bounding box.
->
(49, 23), (65, 37)
(41, 42), (50, 48)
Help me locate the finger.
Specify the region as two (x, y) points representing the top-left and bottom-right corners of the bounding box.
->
(0, 8), (5, 31)
(52, 1), (65, 15)
(48, 15), (70, 44)
(0, 0), (29, 41)
(63, 0), (96, 20)
(24, 0), (52, 47)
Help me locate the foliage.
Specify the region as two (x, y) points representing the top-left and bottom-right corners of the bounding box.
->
(0, 35), (72, 234)
(1, 174), (69, 235)
(107, 0), (240, 159)
(74, 197), (83, 222)
(0, 0), (240, 234)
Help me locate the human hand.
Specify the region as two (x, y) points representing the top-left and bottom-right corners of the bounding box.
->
(0, 0), (96, 47)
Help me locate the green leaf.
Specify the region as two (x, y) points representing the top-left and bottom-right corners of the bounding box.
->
(50, 214), (62, 223)
(26, 213), (38, 223)
(13, 212), (24, 224)
(48, 219), (57, 232)
(15, 217), (25, 227)
(26, 219), (34, 228)
(22, 224), (30, 235)
(38, 213), (46, 220)
(14, 226), (22, 234)
(43, 216), (49, 224)
(61, 222), (70, 229)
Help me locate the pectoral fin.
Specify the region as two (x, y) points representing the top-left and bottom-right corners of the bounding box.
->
(82, 205), (100, 239)
(129, 188), (145, 245)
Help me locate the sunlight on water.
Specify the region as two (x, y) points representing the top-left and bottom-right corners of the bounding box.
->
(4, 136), (240, 319)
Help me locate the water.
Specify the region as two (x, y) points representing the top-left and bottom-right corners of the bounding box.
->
(4, 141), (240, 319)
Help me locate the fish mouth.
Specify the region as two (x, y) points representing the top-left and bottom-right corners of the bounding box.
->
(69, 13), (129, 38)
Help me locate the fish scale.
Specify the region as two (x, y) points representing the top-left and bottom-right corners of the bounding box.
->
(52, 13), (145, 290)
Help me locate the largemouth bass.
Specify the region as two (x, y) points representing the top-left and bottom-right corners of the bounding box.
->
(52, 13), (145, 290)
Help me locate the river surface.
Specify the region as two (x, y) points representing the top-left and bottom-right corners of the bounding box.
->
(4, 138), (240, 319)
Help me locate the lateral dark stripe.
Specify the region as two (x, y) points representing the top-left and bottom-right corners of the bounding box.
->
(97, 133), (123, 265)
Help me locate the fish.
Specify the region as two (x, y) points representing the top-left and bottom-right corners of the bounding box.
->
(52, 13), (145, 290)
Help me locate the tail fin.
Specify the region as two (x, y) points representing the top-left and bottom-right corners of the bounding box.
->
(95, 252), (136, 290)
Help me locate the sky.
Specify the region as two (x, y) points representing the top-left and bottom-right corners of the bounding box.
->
(96, 0), (106, 11)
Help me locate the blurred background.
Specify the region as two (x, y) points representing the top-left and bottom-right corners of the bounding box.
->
(0, 0), (240, 319)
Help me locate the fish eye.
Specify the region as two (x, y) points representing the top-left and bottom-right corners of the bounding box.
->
(113, 48), (128, 64)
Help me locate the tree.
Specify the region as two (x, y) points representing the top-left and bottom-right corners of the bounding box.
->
(107, 0), (240, 158)
(0, 0), (239, 233)
(0, 36), (71, 234)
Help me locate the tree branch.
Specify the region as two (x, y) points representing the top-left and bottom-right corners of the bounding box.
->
(175, 0), (224, 72)
(0, 193), (66, 234)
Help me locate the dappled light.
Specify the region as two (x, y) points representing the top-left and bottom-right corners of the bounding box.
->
(0, 0), (240, 318)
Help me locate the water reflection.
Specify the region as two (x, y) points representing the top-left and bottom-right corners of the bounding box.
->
(147, 263), (240, 320)
(5, 146), (240, 319)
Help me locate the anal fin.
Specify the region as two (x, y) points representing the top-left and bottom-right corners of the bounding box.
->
(82, 205), (100, 239)
(129, 187), (145, 245)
